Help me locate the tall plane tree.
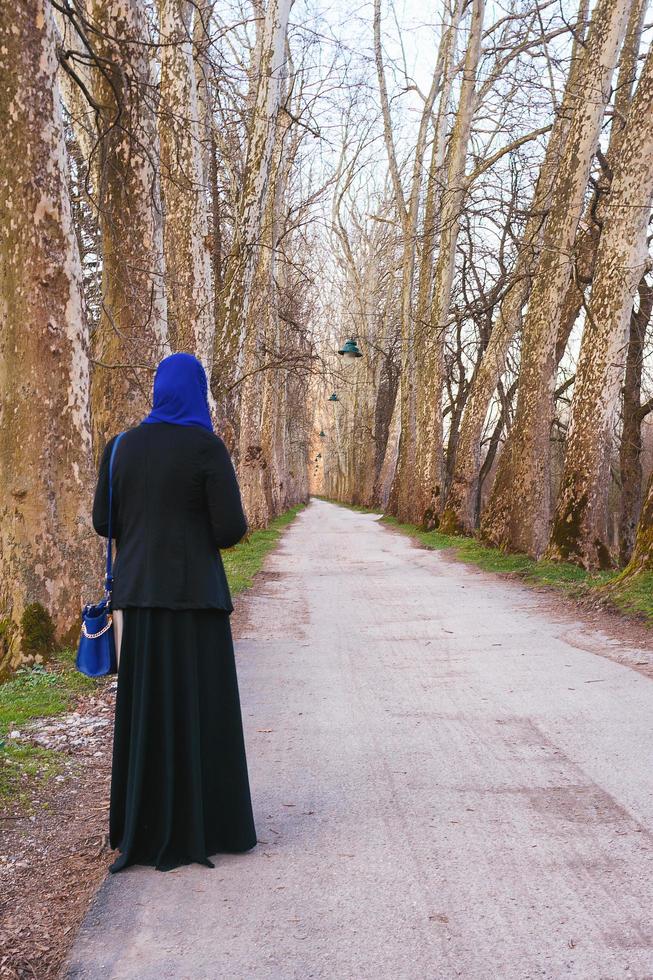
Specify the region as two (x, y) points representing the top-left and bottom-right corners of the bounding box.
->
(159, 0), (214, 370)
(547, 43), (653, 568)
(89, 0), (169, 452)
(442, 0), (590, 534)
(0, 0), (97, 664)
(213, 0), (292, 418)
(481, 0), (632, 556)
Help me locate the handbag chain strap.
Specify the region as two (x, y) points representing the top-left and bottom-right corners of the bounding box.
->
(81, 614), (113, 639)
(105, 432), (126, 598)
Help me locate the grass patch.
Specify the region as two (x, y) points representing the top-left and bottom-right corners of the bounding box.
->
(222, 504), (306, 596)
(0, 742), (63, 806)
(0, 654), (97, 806)
(608, 571), (653, 622)
(0, 658), (94, 736)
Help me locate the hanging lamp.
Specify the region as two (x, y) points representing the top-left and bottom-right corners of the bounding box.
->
(337, 338), (363, 360)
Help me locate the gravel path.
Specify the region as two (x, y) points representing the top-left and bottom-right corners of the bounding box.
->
(67, 498), (653, 979)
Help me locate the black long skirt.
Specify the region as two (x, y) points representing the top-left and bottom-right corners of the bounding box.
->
(109, 608), (257, 872)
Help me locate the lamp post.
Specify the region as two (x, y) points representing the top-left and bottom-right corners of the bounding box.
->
(337, 338), (363, 360)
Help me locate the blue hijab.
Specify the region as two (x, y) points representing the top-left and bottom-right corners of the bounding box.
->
(142, 353), (213, 432)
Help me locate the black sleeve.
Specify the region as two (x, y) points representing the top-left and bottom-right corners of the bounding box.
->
(92, 435), (118, 538)
(203, 436), (248, 549)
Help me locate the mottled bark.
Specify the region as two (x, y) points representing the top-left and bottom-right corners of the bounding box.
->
(213, 0), (292, 421)
(376, 0), (458, 524)
(547, 45), (653, 569)
(0, 1), (97, 666)
(553, 0), (648, 365)
(481, 0), (632, 556)
(619, 281), (653, 565)
(89, 0), (169, 455)
(620, 465), (653, 577)
(159, 0), (214, 371)
(442, 0), (590, 535)
(236, 28), (293, 528)
(372, 354), (400, 505)
(413, 0), (484, 528)
(374, 390), (401, 509)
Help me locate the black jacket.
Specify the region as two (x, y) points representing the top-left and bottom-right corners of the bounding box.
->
(92, 423), (247, 612)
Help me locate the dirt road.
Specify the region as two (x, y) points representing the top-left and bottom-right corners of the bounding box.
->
(67, 498), (653, 979)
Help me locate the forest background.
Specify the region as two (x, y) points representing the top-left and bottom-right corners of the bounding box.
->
(1, 0), (653, 675)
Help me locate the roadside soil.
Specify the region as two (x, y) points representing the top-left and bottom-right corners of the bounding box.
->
(0, 679), (115, 980)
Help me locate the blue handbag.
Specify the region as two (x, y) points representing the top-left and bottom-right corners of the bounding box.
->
(76, 433), (125, 677)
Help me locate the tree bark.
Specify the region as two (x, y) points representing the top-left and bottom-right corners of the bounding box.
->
(375, 0), (457, 523)
(480, 0), (632, 556)
(552, 0), (649, 365)
(413, 0), (484, 528)
(547, 44), (653, 569)
(236, 17), (293, 528)
(618, 280), (653, 565)
(159, 0), (214, 372)
(619, 459), (653, 578)
(213, 0), (292, 422)
(0, 0), (97, 666)
(89, 0), (169, 456)
(442, 0), (590, 535)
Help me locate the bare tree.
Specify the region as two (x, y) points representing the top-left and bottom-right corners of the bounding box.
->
(374, 0), (460, 524)
(442, 0), (590, 534)
(618, 280), (653, 564)
(481, 0), (633, 556)
(548, 43), (653, 569)
(413, 0), (485, 528)
(0, 0), (98, 665)
(213, 0), (292, 413)
(159, 0), (214, 369)
(88, 0), (170, 453)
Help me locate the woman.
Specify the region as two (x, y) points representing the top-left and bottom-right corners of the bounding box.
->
(92, 352), (257, 873)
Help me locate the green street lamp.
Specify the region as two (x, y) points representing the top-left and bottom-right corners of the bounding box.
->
(338, 338), (363, 360)
(328, 393), (339, 402)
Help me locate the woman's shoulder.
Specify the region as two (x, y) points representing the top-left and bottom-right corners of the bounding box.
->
(145, 424), (234, 462)
(192, 428), (236, 466)
(105, 424), (232, 458)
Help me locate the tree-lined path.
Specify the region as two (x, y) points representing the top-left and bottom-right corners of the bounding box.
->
(67, 499), (653, 979)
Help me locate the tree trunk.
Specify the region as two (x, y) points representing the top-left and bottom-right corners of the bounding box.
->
(159, 0), (214, 372)
(375, 0), (456, 524)
(374, 389), (401, 509)
(547, 45), (653, 569)
(552, 0), (649, 366)
(89, 0), (169, 456)
(236, 21), (293, 528)
(619, 463), (653, 578)
(413, 0), (484, 528)
(213, 0), (292, 422)
(0, 0), (97, 667)
(442, 0), (590, 535)
(618, 281), (653, 565)
(480, 0), (632, 556)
